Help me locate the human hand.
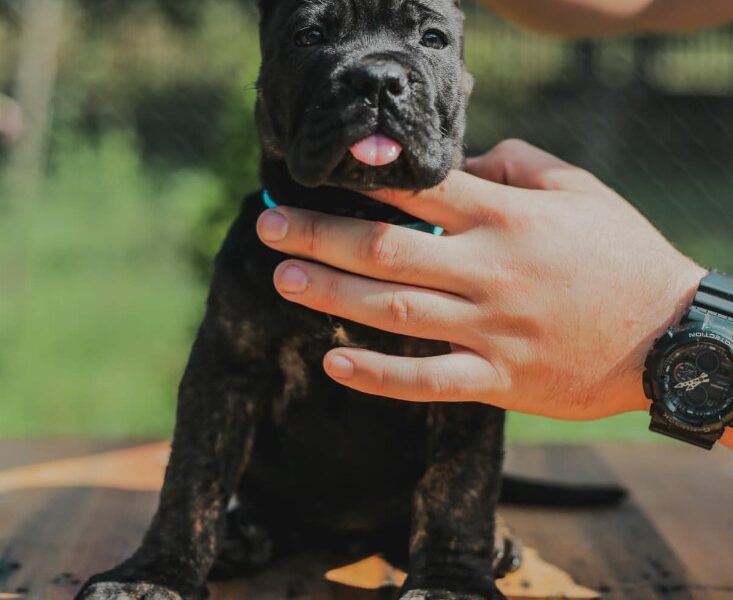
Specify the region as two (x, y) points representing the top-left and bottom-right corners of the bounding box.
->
(257, 140), (707, 421)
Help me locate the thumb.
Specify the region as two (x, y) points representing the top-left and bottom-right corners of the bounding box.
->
(466, 139), (606, 194)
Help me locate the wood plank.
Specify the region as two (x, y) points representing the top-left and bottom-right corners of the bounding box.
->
(0, 442), (729, 599)
(0, 440), (149, 471)
(597, 444), (733, 598)
(503, 446), (697, 600)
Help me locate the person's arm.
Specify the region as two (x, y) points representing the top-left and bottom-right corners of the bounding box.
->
(480, 0), (733, 37)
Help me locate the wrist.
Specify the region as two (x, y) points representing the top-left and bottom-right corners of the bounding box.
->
(620, 260), (709, 416)
(665, 260), (709, 332)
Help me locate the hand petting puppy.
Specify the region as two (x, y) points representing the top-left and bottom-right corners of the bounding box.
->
(258, 140), (715, 430)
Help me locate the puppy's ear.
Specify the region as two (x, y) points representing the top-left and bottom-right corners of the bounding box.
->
(257, 0), (280, 19)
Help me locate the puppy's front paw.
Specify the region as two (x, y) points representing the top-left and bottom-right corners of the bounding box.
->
(400, 590), (501, 600)
(76, 582), (183, 600)
(209, 508), (275, 581)
(493, 517), (523, 578)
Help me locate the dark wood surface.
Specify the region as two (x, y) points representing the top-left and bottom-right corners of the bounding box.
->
(0, 441), (731, 600)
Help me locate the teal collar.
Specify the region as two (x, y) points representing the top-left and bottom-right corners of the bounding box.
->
(262, 189), (444, 236)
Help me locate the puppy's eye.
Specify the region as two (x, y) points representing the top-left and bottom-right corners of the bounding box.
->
(420, 29), (448, 50)
(295, 26), (325, 47)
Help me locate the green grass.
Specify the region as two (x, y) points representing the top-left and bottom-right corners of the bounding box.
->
(0, 132), (214, 437)
(507, 412), (658, 444)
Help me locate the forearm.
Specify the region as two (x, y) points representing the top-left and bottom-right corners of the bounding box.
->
(479, 0), (733, 37)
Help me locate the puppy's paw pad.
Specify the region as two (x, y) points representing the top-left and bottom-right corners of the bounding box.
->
(77, 582), (183, 600)
(400, 590), (488, 600)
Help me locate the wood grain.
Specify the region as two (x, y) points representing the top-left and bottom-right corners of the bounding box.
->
(0, 442), (729, 600)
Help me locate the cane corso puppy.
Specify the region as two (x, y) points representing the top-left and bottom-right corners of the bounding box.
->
(77, 1), (622, 599)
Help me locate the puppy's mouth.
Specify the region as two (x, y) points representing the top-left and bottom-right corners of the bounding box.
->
(349, 135), (403, 167)
(286, 105), (451, 191)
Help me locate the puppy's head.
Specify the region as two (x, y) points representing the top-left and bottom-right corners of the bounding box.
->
(256, 0), (472, 191)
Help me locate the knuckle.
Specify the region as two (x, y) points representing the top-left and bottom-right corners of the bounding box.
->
(386, 290), (413, 328)
(324, 274), (342, 308)
(539, 166), (598, 192)
(473, 258), (534, 303)
(474, 204), (513, 230)
(363, 227), (402, 270)
(415, 362), (451, 399)
(489, 200), (543, 233)
(304, 215), (329, 256)
(491, 362), (514, 395)
(493, 138), (530, 158)
(514, 200), (544, 229)
(377, 361), (388, 390)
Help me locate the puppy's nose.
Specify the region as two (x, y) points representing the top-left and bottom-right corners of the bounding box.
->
(346, 59), (409, 103)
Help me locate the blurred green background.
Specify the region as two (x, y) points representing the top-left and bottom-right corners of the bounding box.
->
(1, 0), (732, 442)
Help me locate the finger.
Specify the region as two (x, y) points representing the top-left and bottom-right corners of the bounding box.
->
(322, 348), (504, 403)
(257, 207), (472, 290)
(273, 260), (478, 343)
(465, 139), (610, 195)
(361, 170), (523, 233)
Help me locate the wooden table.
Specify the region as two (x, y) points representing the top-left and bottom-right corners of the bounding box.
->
(0, 441), (731, 600)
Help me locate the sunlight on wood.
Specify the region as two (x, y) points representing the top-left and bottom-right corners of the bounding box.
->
(325, 555), (407, 589)
(0, 443), (598, 598)
(325, 550), (600, 599)
(0, 442), (169, 494)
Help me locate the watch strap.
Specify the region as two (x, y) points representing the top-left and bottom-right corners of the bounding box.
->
(688, 270), (733, 324)
(649, 406), (723, 450)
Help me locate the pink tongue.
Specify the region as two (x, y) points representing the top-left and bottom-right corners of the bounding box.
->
(350, 135), (403, 166)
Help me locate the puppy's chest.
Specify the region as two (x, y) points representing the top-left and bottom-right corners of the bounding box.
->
(272, 315), (445, 422)
(328, 318), (444, 356)
(258, 317), (436, 484)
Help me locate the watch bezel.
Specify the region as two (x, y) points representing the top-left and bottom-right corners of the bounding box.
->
(644, 322), (733, 434)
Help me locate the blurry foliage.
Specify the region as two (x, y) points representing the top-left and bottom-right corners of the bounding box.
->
(0, 0), (256, 28)
(462, 14), (733, 274)
(1, 0), (260, 436)
(191, 72), (260, 275)
(77, 0), (211, 28)
(0, 11), (17, 89)
(1, 1), (732, 438)
(0, 1), (20, 25)
(0, 131), (215, 436)
(48, 0), (262, 266)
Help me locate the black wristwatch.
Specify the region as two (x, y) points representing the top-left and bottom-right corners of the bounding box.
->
(643, 271), (733, 450)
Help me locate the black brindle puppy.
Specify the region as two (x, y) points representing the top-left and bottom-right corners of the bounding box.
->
(77, 1), (623, 599)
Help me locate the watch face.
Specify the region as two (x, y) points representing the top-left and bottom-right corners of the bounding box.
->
(661, 340), (733, 427)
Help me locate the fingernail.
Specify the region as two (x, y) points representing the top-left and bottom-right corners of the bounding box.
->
(258, 210), (289, 242)
(278, 265), (308, 293)
(327, 354), (354, 379)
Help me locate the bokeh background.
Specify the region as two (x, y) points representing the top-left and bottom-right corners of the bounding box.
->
(1, 0), (732, 442)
